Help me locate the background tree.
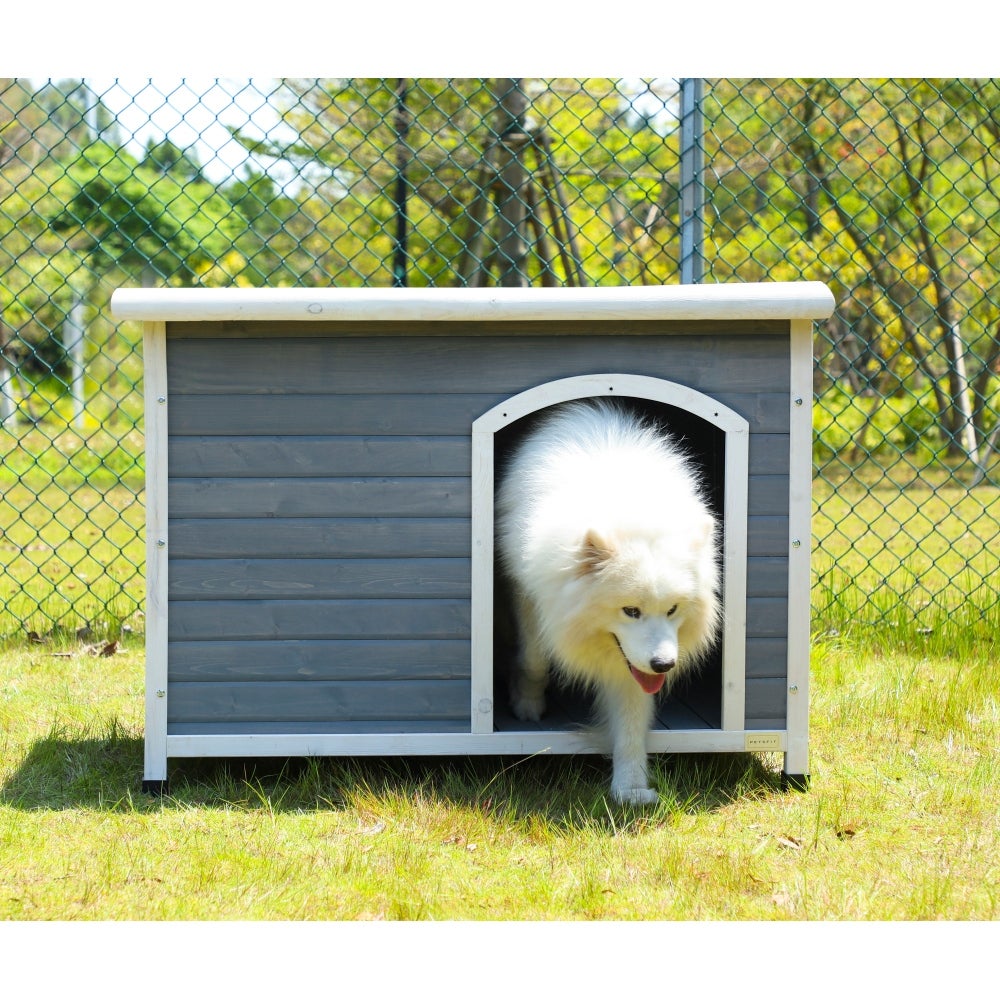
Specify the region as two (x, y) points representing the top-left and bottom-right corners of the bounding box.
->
(51, 139), (242, 285)
(232, 78), (685, 287)
(704, 78), (1000, 473)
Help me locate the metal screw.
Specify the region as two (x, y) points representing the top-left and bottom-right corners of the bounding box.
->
(157, 395), (166, 404)
(792, 538), (801, 548)
(155, 689), (166, 698)
(156, 539), (166, 548)
(793, 397), (803, 406)
(789, 685), (799, 693)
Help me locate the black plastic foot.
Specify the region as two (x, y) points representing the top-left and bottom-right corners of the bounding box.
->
(142, 779), (169, 796)
(781, 773), (810, 792)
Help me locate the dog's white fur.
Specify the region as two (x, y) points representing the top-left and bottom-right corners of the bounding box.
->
(496, 399), (721, 805)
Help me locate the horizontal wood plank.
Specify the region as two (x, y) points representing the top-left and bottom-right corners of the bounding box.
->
(169, 638), (470, 681)
(745, 597), (788, 639)
(167, 678), (471, 724)
(168, 390), (789, 437)
(168, 557), (470, 600)
(168, 477), (471, 518)
(748, 433), (791, 475)
(746, 557), (789, 598)
(166, 335), (791, 397)
(744, 719), (786, 732)
(168, 598), (470, 641)
(168, 435), (470, 477)
(167, 719), (470, 735)
(724, 393), (789, 435)
(168, 517), (471, 559)
(746, 516), (790, 558)
(745, 676), (788, 722)
(748, 475), (793, 516)
(745, 637), (789, 678)
(168, 393), (500, 437)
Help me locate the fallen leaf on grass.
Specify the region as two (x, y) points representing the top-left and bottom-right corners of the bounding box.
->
(442, 835), (478, 851)
(83, 639), (119, 657)
(776, 835), (802, 850)
(46, 639), (121, 659)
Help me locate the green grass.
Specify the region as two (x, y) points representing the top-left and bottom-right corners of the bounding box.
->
(1, 611), (997, 920)
(811, 472), (1000, 637)
(0, 480), (145, 639)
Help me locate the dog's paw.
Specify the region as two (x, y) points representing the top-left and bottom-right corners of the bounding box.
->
(611, 785), (659, 806)
(510, 692), (546, 722)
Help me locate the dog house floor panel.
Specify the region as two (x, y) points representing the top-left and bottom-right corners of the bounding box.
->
(492, 693), (717, 735)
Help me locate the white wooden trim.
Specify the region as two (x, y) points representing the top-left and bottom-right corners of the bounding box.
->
(142, 322), (170, 784)
(166, 729), (785, 759)
(471, 374), (750, 739)
(784, 318), (814, 779)
(473, 373), (751, 434)
(470, 419), (495, 734)
(111, 282), (835, 325)
(720, 422), (749, 733)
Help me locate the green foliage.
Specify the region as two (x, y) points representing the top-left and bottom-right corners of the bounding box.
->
(50, 140), (242, 284)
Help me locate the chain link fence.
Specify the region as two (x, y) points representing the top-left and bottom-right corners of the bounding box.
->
(2, 77), (998, 641)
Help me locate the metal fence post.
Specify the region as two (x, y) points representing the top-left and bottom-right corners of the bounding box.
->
(679, 78), (704, 285)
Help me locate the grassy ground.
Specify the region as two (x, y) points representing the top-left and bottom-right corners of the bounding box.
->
(2, 467), (998, 922)
(1, 612), (997, 921)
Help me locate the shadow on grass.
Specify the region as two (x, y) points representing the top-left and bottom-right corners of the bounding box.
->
(2, 721), (146, 811)
(3, 721), (787, 830)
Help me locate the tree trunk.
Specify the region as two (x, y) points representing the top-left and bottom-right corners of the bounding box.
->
(492, 78), (529, 288)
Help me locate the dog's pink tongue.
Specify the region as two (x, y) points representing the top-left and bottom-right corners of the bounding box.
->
(630, 666), (667, 695)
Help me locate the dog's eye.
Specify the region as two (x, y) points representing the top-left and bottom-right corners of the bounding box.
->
(666, 605), (678, 617)
(622, 606), (642, 619)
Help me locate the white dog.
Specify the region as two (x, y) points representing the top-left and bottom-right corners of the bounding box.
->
(496, 399), (721, 805)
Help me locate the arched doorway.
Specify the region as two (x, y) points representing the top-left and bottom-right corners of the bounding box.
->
(471, 374), (750, 738)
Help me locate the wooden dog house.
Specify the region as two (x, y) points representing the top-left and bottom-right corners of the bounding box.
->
(111, 282), (835, 793)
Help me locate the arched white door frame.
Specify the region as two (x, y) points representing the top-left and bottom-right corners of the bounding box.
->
(470, 373), (749, 736)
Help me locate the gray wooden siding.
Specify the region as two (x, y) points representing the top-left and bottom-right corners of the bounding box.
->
(168, 558), (470, 600)
(168, 477), (470, 518)
(168, 599), (470, 642)
(165, 324), (791, 733)
(169, 639), (470, 681)
(169, 435), (470, 477)
(168, 679), (470, 724)
(169, 518), (470, 559)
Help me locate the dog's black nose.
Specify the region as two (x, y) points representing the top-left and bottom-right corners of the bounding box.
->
(650, 657), (675, 674)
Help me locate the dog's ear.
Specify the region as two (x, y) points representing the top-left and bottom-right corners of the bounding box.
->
(578, 530), (615, 575)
